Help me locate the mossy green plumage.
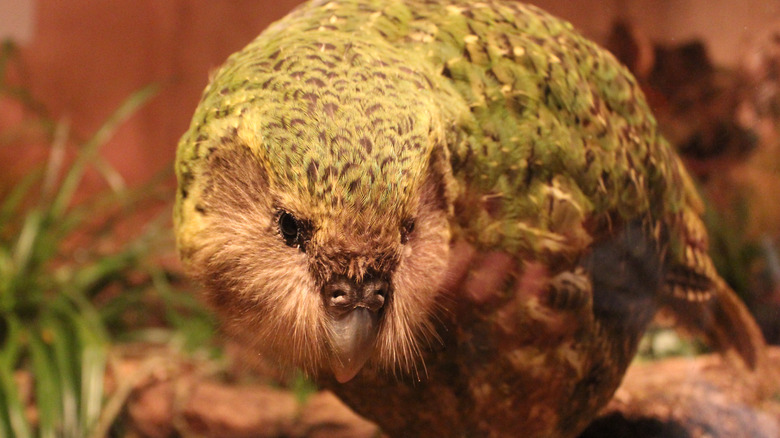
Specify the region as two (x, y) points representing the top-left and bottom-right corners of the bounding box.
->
(174, 1), (765, 436)
(176, 0), (692, 261)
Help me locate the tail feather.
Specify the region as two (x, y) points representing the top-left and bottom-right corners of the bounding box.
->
(664, 276), (765, 370)
(707, 277), (765, 369)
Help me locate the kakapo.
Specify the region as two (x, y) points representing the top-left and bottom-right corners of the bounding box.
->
(174, 1), (765, 436)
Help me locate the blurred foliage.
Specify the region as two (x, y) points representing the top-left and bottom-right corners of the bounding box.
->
(290, 371), (318, 406)
(636, 327), (705, 362)
(704, 197), (764, 302)
(0, 39), (215, 437)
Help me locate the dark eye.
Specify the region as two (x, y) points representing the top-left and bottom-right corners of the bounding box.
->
(278, 211), (301, 247)
(400, 218), (415, 245)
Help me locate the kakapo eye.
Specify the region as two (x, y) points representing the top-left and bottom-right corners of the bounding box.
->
(278, 211), (302, 248)
(400, 218), (415, 245)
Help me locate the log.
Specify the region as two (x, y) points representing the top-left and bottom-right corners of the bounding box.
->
(121, 346), (780, 437)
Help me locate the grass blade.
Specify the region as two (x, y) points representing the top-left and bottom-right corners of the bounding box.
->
(0, 365), (32, 438)
(74, 319), (107, 435)
(11, 208), (43, 274)
(40, 119), (70, 202)
(50, 83), (159, 220)
(0, 168), (43, 231)
(47, 312), (80, 438)
(0, 315), (22, 372)
(92, 156), (126, 195)
(0, 317), (32, 438)
(29, 330), (63, 438)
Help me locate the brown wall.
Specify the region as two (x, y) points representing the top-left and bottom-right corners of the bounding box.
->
(2, 0), (304, 188)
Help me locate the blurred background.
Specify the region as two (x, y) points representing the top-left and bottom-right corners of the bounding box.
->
(1, 1), (779, 436)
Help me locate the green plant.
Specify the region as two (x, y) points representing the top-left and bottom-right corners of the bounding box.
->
(0, 39), (215, 437)
(704, 197), (763, 303)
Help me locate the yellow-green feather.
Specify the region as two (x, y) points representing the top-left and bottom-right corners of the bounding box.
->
(176, 0), (692, 267)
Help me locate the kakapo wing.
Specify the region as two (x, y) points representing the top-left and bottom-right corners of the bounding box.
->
(382, 0), (767, 372)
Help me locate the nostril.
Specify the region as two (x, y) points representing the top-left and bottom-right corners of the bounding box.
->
(366, 280), (389, 310)
(323, 277), (355, 309)
(374, 292), (386, 309)
(331, 288), (349, 304)
(374, 284), (387, 299)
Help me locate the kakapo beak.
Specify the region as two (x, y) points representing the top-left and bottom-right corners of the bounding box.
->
(329, 307), (379, 383)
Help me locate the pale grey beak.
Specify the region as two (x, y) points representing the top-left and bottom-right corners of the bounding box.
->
(329, 307), (379, 383)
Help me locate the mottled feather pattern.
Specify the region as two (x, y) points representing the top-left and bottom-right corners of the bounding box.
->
(174, 0), (766, 436)
(178, 0), (685, 262)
